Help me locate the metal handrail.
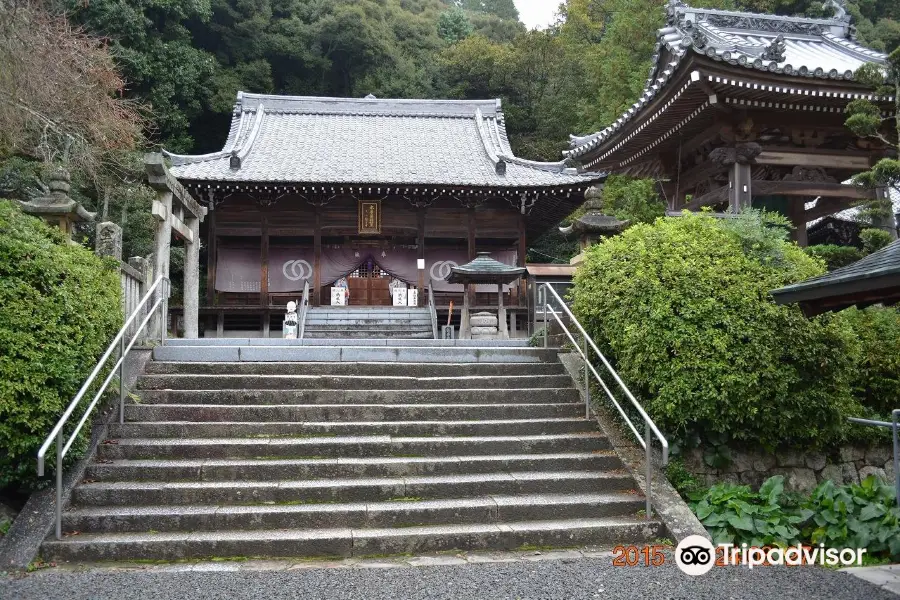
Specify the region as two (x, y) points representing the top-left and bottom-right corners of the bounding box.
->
(427, 279), (438, 340)
(298, 280), (311, 339)
(539, 283), (668, 520)
(848, 410), (899, 507)
(37, 276), (169, 540)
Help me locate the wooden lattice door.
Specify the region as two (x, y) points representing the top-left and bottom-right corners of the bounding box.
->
(347, 263), (391, 306)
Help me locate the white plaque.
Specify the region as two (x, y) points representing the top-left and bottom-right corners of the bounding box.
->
(417, 258), (425, 270)
(331, 287), (347, 306)
(392, 287), (408, 307)
(407, 288), (418, 306)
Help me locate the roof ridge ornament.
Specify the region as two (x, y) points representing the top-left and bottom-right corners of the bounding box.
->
(761, 34), (787, 62)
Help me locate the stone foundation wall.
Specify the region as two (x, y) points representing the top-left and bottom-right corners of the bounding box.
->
(681, 445), (896, 493)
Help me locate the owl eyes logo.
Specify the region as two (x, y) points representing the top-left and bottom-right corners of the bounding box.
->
(675, 535), (716, 576)
(429, 260), (458, 281)
(282, 260), (312, 281)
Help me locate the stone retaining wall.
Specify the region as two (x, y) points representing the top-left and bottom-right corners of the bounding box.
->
(681, 445), (896, 493)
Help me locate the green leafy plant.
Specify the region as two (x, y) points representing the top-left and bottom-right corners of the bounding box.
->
(805, 245), (865, 271)
(842, 306), (900, 417)
(0, 200), (122, 490)
(691, 476), (808, 547)
(860, 228), (894, 254)
(665, 458), (705, 499)
(800, 476), (900, 559)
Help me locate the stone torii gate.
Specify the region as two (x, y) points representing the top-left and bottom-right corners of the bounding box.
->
(144, 153), (207, 338)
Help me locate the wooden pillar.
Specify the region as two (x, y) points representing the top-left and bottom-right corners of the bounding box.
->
(467, 206), (476, 309)
(517, 213), (527, 306)
(260, 209), (269, 309)
(206, 208), (217, 306)
(728, 163), (752, 213)
(497, 282), (508, 340)
(183, 215), (200, 338)
(789, 200), (809, 248)
(417, 207), (426, 307)
(313, 208), (322, 307)
(151, 190), (173, 339)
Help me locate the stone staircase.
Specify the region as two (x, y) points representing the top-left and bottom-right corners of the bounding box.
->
(41, 342), (661, 562)
(303, 307), (434, 339)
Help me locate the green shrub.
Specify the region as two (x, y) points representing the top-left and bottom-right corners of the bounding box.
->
(800, 476), (900, 559)
(860, 228), (894, 254)
(0, 200), (121, 491)
(805, 244), (865, 271)
(571, 212), (861, 449)
(842, 306), (900, 416)
(691, 476), (807, 546)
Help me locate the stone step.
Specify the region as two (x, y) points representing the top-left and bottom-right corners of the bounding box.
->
(42, 517), (662, 562)
(61, 492), (642, 533)
(306, 317), (431, 331)
(126, 402), (583, 422)
(85, 452), (623, 482)
(72, 471), (631, 506)
(143, 361), (566, 376)
(152, 346), (552, 363)
(303, 330), (434, 339)
(134, 388), (576, 405)
(95, 433), (610, 461)
(304, 324), (433, 331)
(136, 374), (575, 391)
(108, 417), (596, 438)
(163, 339), (530, 347)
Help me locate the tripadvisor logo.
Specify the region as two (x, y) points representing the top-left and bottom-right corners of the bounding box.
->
(674, 535), (867, 576)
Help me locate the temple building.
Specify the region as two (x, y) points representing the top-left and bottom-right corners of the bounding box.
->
(565, 0), (896, 245)
(164, 93), (602, 336)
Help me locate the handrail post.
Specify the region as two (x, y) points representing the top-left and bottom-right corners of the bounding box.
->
(583, 336), (590, 419)
(542, 287), (548, 348)
(893, 409), (899, 508)
(645, 424), (652, 521)
(119, 334), (126, 425)
(55, 430), (62, 539)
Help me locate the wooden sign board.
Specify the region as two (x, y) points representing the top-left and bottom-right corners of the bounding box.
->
(358, 200), (381, 235)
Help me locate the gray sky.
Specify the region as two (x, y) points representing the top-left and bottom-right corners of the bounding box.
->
(513, 0), (560, 30)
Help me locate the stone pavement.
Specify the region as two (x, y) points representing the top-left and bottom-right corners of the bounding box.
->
(843, 563), (900, 596)
(1, 549), (895, 600)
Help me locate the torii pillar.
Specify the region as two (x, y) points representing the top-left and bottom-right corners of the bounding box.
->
(145, 153), (207, 339)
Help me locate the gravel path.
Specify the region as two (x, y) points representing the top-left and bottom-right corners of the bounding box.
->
(1, 554), (892, 600)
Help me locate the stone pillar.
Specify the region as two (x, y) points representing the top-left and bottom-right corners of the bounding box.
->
(95, 222), (123, 261)
(183, 216), (201, 338)
(151, 191), (173, 340)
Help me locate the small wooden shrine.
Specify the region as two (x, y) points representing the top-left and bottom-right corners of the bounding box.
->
(565, 0), (897, 245)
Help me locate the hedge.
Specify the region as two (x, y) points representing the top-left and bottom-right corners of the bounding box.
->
(0, 200), (121, 490)
(571, 212), (862, 450)
(843, 306), (900, 417)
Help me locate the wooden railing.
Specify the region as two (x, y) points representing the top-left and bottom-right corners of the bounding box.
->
(427, 280), (438, 340)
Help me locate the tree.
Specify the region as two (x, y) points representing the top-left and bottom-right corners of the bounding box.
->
(460, 0), (519, 21)
(599, 175), (666, 225)
(844, 51), (900, 233)
(0, 0), (143, 176)
(438, 7), (473, 43)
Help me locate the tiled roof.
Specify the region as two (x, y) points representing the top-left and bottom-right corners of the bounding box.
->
(447, 252), (527, 284)
(566, 0), (888, 160)
(167, 93), (601, 188)
(771, 236), (900, 303)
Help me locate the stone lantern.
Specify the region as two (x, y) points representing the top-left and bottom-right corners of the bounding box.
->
(559, 188), (628, 265)
(446, 252), (526, 340)
(19, 168), (95, 240)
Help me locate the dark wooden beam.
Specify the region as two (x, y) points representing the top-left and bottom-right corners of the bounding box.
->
(752, 180), (878, 199)
(678, 160), (726, 192)
(804, 197), (864, 222)
(756, 150), (873, 171)
(684, 184), (729, 210)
